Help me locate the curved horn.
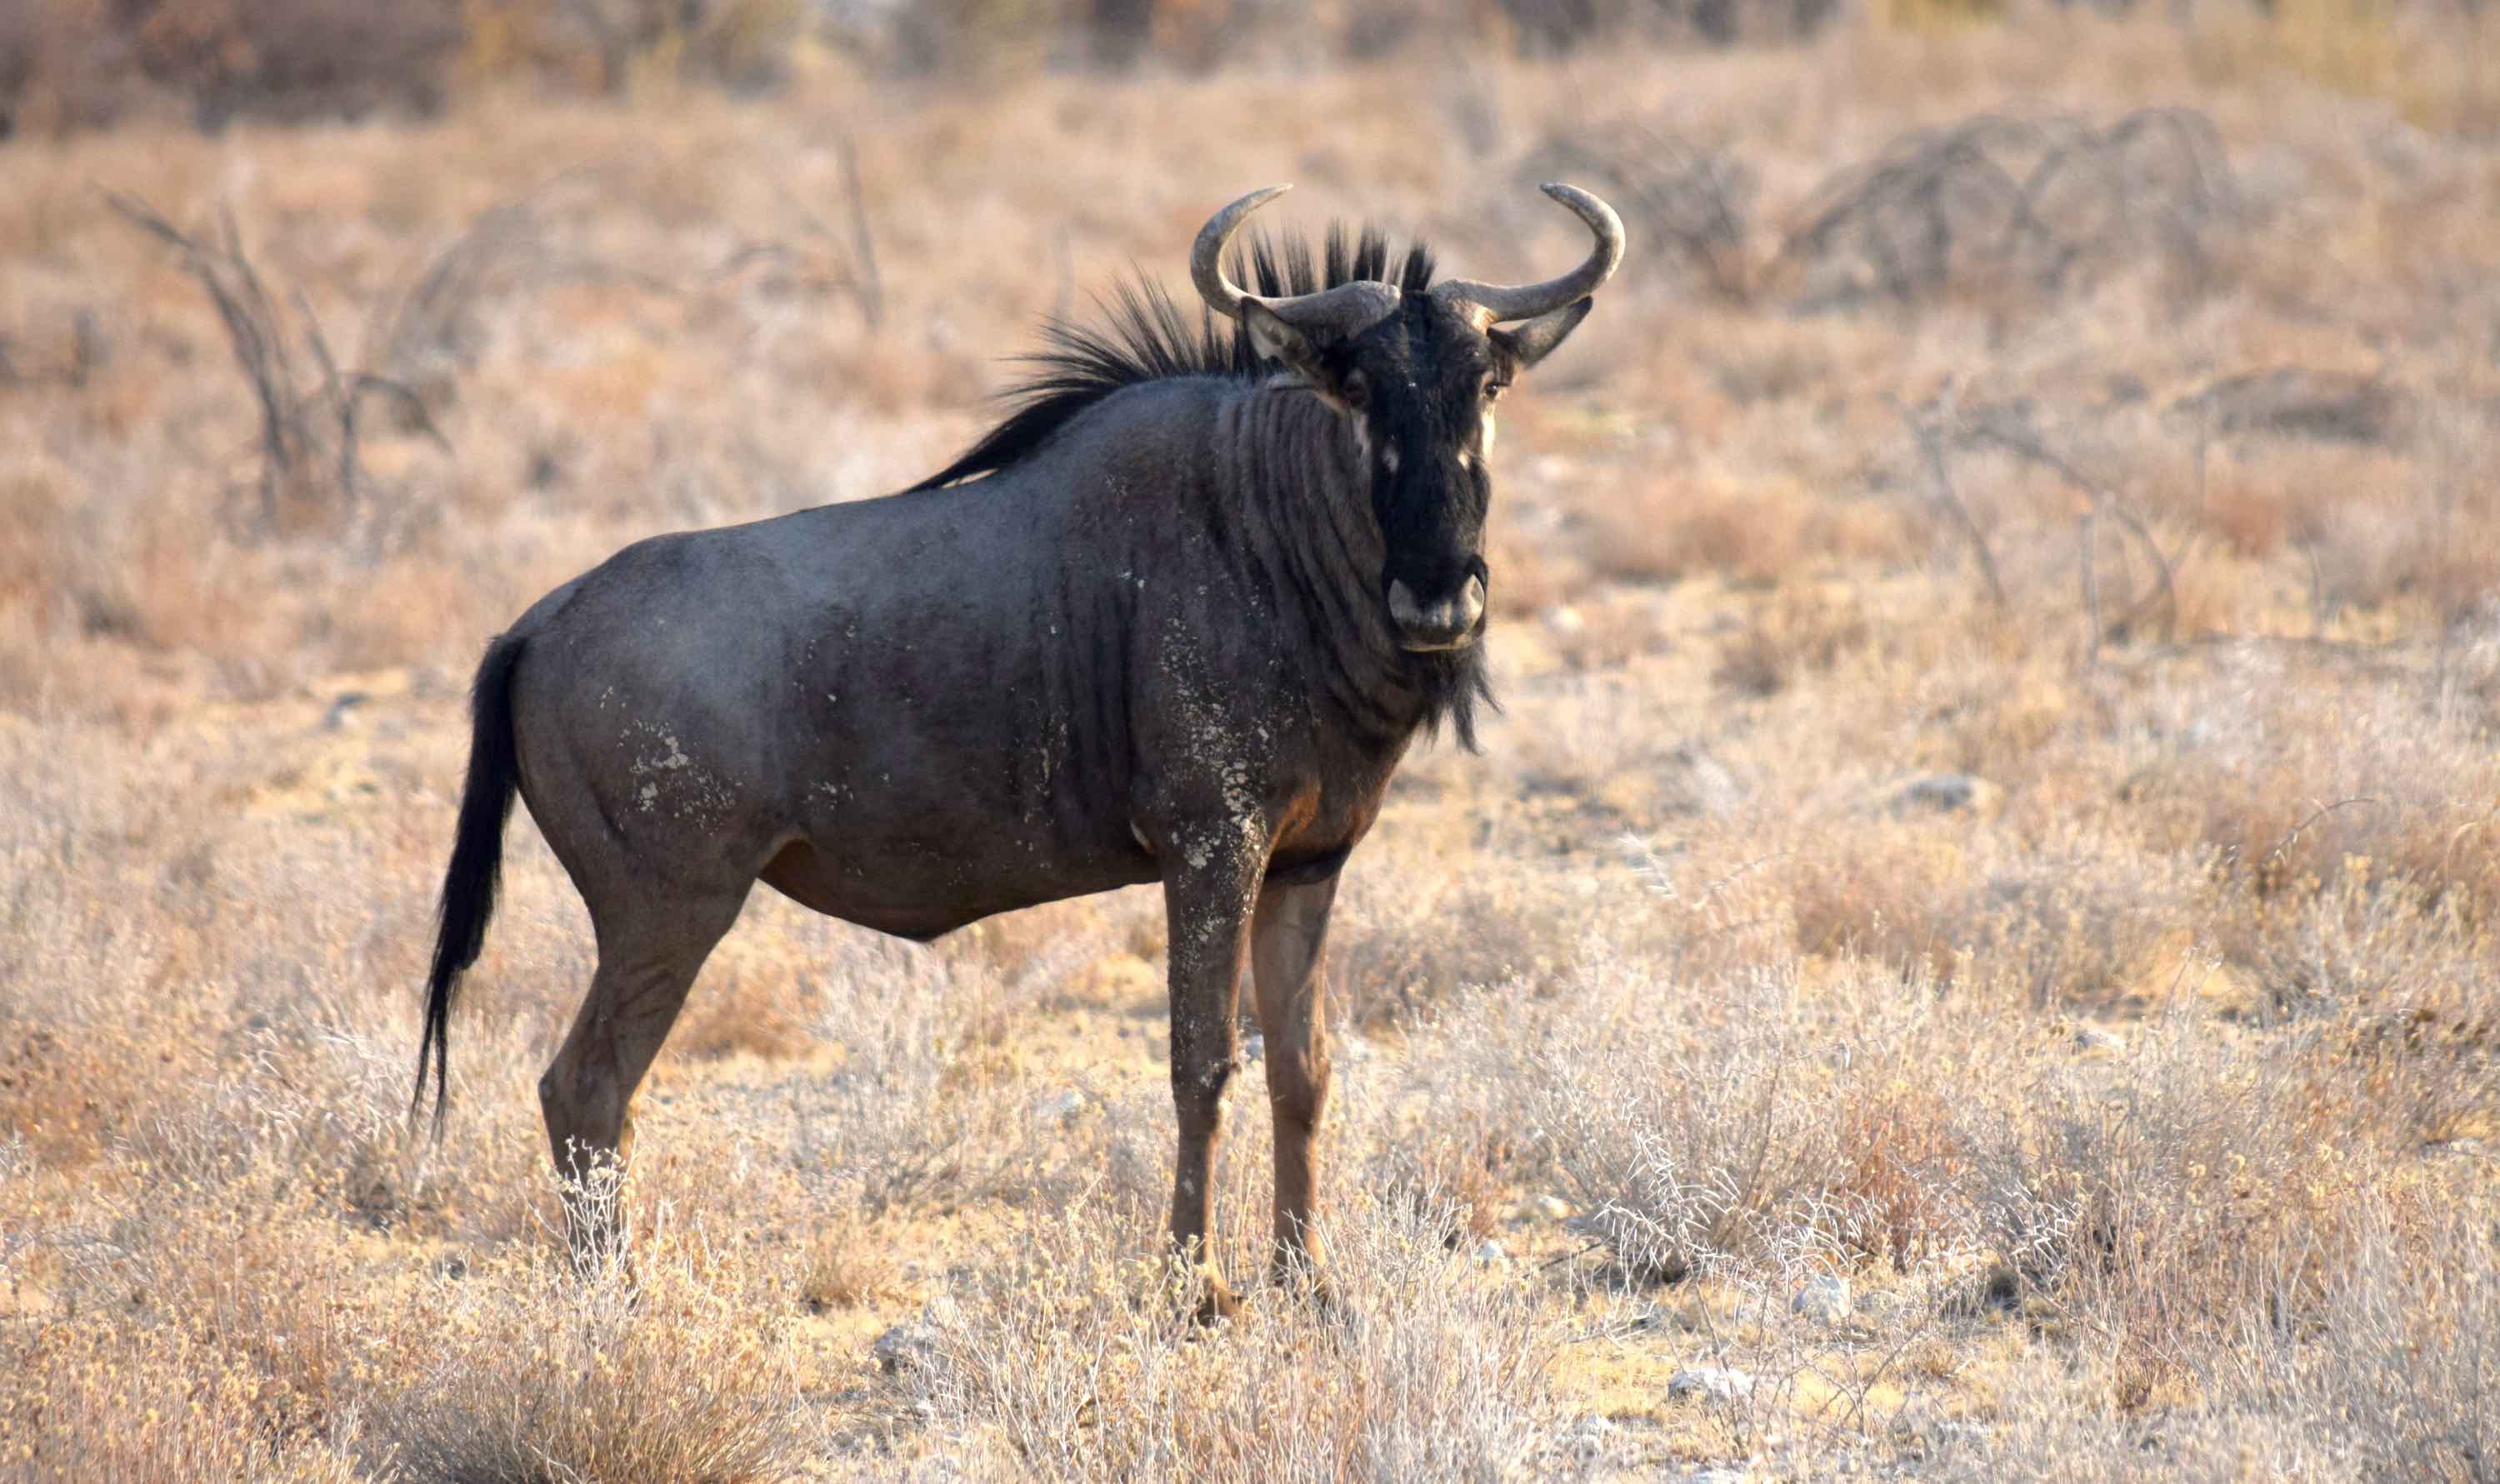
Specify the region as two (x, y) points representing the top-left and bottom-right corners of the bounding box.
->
(1432, 182), (1626, 323)
(1191, 184), (1293, 322)
(1189, 185), (1402, 333)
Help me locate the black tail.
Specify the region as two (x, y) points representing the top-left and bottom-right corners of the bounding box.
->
(414, 632), (527, 1136)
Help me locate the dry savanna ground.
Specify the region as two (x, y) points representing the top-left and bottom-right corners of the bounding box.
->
(3, 12), (2498, 1481)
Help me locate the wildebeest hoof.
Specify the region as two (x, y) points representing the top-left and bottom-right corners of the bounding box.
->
(1192, 1276), (1243, 1327)
(1270, 1259), (1337, 1317)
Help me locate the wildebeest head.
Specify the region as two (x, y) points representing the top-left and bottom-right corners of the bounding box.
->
(1192, 184), (1624, 652)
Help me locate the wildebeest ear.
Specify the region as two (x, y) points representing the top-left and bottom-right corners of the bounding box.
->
(1489, 298), (1595, 372)
(1239, 300), (1334, 387)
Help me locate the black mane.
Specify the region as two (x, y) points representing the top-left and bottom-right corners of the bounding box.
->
(908, 226), (1436, 492)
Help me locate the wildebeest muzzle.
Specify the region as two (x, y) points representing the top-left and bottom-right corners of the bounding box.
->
(1387, 567), (1488, 652)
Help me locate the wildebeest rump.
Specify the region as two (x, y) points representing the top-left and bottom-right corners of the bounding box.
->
(415, 184), (1624, 1314)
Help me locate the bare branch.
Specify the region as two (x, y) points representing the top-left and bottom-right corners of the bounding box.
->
(1888, 389), (2007, 609)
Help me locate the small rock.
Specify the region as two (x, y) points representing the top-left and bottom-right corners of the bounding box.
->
(872, 1321), (940, 1375)
(1688, 1469), (1750, 1484)
(1239, 1032), (1265, 1066)
(1889, 772), (1999, 817)
(1558, 1412), (1613, 1460)
(1472, 1238), (1508, 1267)
(1668, 1365), (1756, 1402)
(1536, 1193), (1572, 1221)
(1664, 742), (1742, 818)
(1545, 604), (1587, 635)
(1032, 1089), (1087, 1124)
(2072, 1025), (2126, 1057)
(1612, 1302), (1668, 1334)
(1792, 1274), (1851, 1324)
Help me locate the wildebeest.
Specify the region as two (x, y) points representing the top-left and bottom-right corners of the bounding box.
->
(415, 183), (1623, 1316)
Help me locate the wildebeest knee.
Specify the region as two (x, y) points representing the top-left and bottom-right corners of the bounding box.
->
(1266, 1048), (1330, 1127)
(539, 1057), (624, 1150)
(1172, 1054), (1234, 1124)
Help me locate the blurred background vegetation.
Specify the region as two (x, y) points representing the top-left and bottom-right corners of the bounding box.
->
(2, 0), (2488, 138)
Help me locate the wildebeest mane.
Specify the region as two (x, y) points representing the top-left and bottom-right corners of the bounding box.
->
(907, 225), (1436, 493)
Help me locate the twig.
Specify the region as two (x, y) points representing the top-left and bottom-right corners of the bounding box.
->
(837, 137), (883, 331)
(1888, 389), (2007, 609)
(2259, 797), (2380, 872)
(1964, 414), (2178, 645)
(2079, 512), (2103, 664)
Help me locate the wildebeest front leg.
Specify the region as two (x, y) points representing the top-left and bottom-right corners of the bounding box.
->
(1252, 872), (1337, 1294)
(1158, 820), (1265, 1322)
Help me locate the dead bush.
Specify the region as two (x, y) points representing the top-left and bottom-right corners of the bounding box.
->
(1968, 1021), (2388, 1399)
(372, 1238), (804, 1484)
(1777, 109), (2238, 311)
(910, 1182), (1565, 1483)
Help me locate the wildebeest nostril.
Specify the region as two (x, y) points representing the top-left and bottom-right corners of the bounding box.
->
(1388, 574), (1487, 650)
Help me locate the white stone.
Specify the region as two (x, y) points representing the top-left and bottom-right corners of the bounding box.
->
(1559, 1413), (1613, 1460)
(1032, 1089), (1087, 1124)
(1792, 1274), (1852, 1324)
(1668, 1365), (1756, 1402)
(872, 1322), (939, 1374)
(2072, 1025), (2127, 1056)
(1472, 1238), (1508, 1266)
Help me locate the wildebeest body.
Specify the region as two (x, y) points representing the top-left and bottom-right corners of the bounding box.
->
(417, 185), (1624, 1315)
(510, 376), (1408, 944)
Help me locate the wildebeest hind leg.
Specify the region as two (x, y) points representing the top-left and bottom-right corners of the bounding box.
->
(1251, 872), (1338, 1299)
(540, 883), (749, 1268)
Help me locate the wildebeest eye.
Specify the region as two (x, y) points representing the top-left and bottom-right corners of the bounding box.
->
(1483, 378), (1507, 402)
(1342, 371), (1371, 412)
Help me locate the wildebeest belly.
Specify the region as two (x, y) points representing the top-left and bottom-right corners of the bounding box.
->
(757, 835), (1158, 941)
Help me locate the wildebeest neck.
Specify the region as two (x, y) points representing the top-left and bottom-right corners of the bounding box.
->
(1213, 382), (1491, 750)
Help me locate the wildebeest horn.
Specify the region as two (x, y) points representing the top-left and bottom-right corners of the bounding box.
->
(1190, 185), (1402, 335)
(1431, 183), (1626, 324)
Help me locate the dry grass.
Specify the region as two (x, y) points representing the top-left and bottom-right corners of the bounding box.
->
(4, 9), (2498, 1482)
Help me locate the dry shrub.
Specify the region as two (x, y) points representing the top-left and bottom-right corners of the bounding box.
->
(798, 1195), (903, 1311)
(2288, 1199), (2500, 1482)
(0, 1317), (360, 1483)
(1970, 1020), (2393, 1402)
(1591, 468), (1809, 585)
(1328, 858), (1599, 1028)
(28, 1172), (368, 1455)
(1832, 1079), (1976, 1271)
(1364, 1124), (1517, 1247)
(909, 1182), (1565, 1482)
(1508, 967), (1855, 1282)
(2122, 660), (2500, 922)
(1713, 587), (1873, 697)
(372, 1232), (804, 1484)
(778, 927), (1052, 1213)
(1773, 108), (2239, 312)
(1780, 821), (2209, 1011)
(1960, 1164), (2497, 1480)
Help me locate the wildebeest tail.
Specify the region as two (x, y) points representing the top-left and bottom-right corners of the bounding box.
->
(414, 631), (527, 1135)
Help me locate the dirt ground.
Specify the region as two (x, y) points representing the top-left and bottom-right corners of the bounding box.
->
(2, 12), (2496, 1480)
